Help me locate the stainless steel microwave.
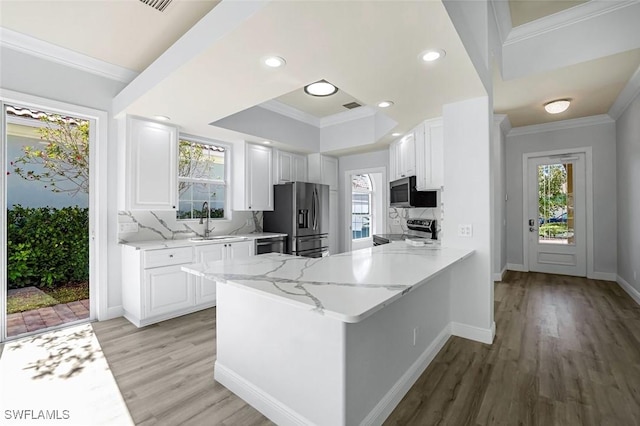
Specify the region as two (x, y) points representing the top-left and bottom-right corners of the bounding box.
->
(390, 176), (437, 208)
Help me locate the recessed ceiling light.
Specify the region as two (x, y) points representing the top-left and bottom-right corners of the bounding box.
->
(263, 56), (286, 68)
(419, 49), (446, 62)
(544, 99), (571, 114)
(154, 115), (170, 121)
(392, 132), (402, 137)
(377, 101), (394, 108)
(262, 140), (272, 144)
(304, 80), (338, 97)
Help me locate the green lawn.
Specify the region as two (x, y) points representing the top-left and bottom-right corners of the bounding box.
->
(7, 283), (89, 314)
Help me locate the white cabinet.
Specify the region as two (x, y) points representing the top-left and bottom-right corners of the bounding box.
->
(233, 142), (274, 211)
(121, 240), (255, 327)
(274, 150), (308, 183)
(416, 118), (444, 190)
(329, 190), (338, 254)
(145, 265), (193, 318)
(120, 116), (178, 210)
(390, 133), (416, 181)
(308, 154), (338, 190)
(194, 240), (254, 304)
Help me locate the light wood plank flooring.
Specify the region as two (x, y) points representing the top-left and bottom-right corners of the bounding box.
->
(92, 272), (640, 425)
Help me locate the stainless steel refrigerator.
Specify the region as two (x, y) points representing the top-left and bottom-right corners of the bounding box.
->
(263, 182), (330, 258)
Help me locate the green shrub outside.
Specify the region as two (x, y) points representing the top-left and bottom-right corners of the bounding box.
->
(7, 205), (89, 289)
(539, 223), (568, 237)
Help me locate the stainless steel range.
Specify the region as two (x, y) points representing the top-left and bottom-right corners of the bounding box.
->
(373, 219), (437, 246)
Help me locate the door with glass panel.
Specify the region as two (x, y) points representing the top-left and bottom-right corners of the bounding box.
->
(527, 153), (586, 276)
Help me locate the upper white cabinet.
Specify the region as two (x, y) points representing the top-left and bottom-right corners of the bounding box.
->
(120, 116), (178, 210)
(233, 142), (274, 211)
(274, 150), (308, 184)
(389, 118), (443, 190)
(390, 133), (416, 181)
(416, 118), (444, 190)
(308, 153), (338, 190)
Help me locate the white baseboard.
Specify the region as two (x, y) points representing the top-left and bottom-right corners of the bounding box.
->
(451, 321), (495, 344)
(215, 362), (311, 426)
(105, 305), (123, 320)
(617, 275), (640, 306)
(507, 263), (527, 272)
(493, 265), (507, 282)
(589, 272), (617, 282)
(361, 325), (452, 426)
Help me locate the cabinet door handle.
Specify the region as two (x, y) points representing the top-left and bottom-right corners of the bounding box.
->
(169, 254), (174, 258)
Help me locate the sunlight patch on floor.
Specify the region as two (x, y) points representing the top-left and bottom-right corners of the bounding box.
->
(0, 323), (133, 425)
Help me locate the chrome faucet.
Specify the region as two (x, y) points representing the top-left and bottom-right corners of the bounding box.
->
(200, 201), (210, 237)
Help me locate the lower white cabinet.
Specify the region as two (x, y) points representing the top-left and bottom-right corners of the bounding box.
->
(145, 265), (194, 318)
(122, 240), (254, 327)
(194, 241), (254, 305)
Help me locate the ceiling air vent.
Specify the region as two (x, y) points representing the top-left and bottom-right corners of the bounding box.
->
(342, 102), (362, 110)
(139, 0), (173, 12)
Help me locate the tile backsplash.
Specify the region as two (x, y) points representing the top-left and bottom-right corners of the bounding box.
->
(118, 210), (262, 243)
(388, 206), (443, 239)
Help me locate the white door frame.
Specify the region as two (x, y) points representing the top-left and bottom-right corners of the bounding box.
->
(343, 167), (387, 253)
(522, 147), (594, 278)
(0, 89), (109, 341)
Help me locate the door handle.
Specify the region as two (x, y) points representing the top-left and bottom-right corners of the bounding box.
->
(529, 227), (537, 232)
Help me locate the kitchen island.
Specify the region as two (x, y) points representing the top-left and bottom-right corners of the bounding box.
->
(183, 242), (473, 425)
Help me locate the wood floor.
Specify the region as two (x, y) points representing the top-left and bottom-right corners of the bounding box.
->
(92, 272), (640, 425)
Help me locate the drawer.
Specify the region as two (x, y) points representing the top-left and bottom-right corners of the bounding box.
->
(144, 247), (193, 269)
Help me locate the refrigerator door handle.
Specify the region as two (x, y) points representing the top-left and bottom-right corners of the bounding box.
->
(312, 188), (319, 231)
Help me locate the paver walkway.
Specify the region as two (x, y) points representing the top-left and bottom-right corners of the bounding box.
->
(7, 299), (90, 337)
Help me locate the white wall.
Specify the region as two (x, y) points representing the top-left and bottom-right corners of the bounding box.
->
(492, 116), (508, 280)
(616, 93), (640, 294)
(338, 150), (388, 253)
(443, 96), (494, 336)
(0, 46), (128, 318)
(505, 117), (617, 276)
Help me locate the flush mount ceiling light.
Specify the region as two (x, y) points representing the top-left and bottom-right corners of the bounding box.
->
(263, 56), (286, 68)
(262, 140), (272, 144)
(392, 132), (402, 137)
(419, 49), (446, 62)
(304, 80), (338, 97)
(377, 100), (394, 108)
(544, 99), (571, 114)
(154, 115), (170, 121)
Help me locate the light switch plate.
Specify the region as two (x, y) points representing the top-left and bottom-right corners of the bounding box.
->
(457, 224), (472, 237)
(119, 222), (139, 233)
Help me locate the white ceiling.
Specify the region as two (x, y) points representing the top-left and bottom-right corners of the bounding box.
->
(1, 0), (639, 150)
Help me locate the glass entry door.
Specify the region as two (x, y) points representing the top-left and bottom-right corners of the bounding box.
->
(527, 153), (587, 276)
(3, 104), (92, 340)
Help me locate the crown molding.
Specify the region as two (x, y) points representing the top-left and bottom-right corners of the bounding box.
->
(0, 27), (139, 83)
(608, 64), (640, 119)
(508, 114), (614, 137)
(493, 114), (512, 134)
(259, 100), (321, 127)
(319, 105), (375, 128)
(489, 0), (512, 44)
(505, 0), (638, 45)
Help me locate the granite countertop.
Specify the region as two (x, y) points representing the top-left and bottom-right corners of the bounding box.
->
(182, 242), (474, 323)
(120, 232), (288, 250)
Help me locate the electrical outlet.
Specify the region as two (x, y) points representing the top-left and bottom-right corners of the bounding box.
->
(457, 224), (473, 237)
(118, 222), (138, 233)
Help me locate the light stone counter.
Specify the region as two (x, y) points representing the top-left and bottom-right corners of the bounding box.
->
(182, 241), (473, 323)
(119, 232), (287, 250)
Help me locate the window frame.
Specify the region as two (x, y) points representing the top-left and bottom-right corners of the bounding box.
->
(351, 174), (373, 241)
(176, 134), (232, 222)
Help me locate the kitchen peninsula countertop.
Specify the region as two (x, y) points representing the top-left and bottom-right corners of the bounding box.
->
(119, 232), (287, 250)
(182, 242), (473, 323)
